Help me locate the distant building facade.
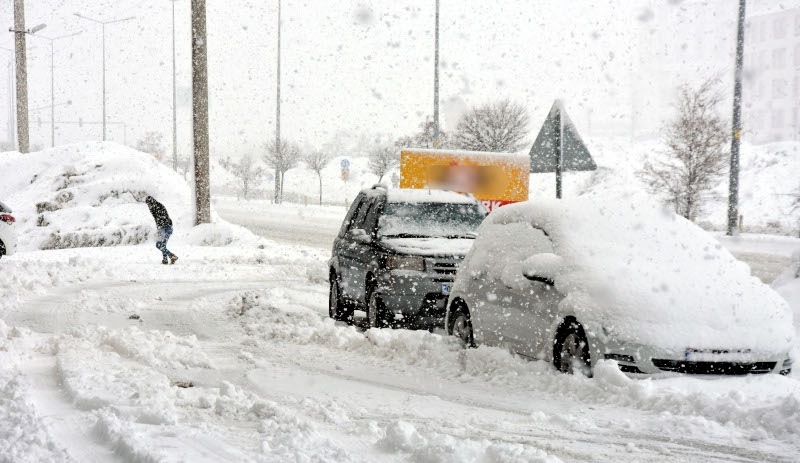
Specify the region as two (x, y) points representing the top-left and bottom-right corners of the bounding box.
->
(744, 8), (800, 143)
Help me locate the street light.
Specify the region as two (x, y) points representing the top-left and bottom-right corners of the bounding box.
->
(30, 30), (81, 147)
(74, 12), (135, 142)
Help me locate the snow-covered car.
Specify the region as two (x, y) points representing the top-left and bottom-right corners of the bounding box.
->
(329, 185), (487, 328)
(0, 200), (17, 259)
(445, 198), (794, 376)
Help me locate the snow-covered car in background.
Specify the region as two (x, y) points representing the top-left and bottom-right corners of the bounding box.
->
(0, 200), (17, 259)
(329, 185), (487, 329)
(445, 198), (794, 376)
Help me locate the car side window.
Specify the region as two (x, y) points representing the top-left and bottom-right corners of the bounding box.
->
(339, 194), (366, 237)
(361, 198), (384, 235)
(350, 196), (376, 232)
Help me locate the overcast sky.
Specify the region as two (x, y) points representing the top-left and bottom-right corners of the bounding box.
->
(1, 0), (799, 156)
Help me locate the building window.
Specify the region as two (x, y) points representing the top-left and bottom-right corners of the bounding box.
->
(795, 44), (800, 66)
(796, 14), (800, 35)
(760, 51), (769, 69)
(772, 109), (784, 129)
(773, 48), (787, 68)
(773, 79), (788, 98)
(774, 18), (787, 39)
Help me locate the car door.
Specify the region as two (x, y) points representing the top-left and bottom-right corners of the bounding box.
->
(491, 227), (562, 358)
(339, 195), (379, 303)
(336, 194), (367, 300)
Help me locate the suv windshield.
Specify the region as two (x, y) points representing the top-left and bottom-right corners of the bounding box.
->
(378, 202), (486, 239)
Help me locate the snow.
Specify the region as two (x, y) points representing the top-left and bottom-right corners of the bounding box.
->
(380, 237), (475, 257)
(1, 143), (800, 461)
(475, 197), (795, 353)
(385, 188), (478, 204)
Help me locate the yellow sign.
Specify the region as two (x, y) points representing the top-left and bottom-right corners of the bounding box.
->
(399, 149), (530, 211)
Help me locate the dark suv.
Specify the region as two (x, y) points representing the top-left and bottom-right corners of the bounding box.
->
(328, 185), (487, 329)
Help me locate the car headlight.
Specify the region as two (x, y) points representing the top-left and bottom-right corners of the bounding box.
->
(386, 255), (426, 271)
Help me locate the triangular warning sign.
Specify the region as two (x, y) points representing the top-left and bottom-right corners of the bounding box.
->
(529, 100), (596, 174)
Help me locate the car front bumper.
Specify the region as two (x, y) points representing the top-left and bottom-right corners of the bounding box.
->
(375, 265), (458, 327)
(597, 338), (792, 376)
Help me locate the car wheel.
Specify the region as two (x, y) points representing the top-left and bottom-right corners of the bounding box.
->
(367, 285), (390, 329)
(0, 240), (4, 259)
(554, 322), (591, 376)
(448, 306), (474, 348)
(329, 272), (353, 324)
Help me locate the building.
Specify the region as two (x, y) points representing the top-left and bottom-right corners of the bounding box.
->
(744, 7), (800, 143)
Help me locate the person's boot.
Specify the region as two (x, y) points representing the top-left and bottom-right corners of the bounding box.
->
(162, 258), (169, 265)
(169, 254), (179, 265)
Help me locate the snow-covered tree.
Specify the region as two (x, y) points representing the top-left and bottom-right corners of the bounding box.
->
(639, 79), (728, 222)
(368, 145), (398, 182)
(136, 131), (165, 160)
(264, 138), (300, 203)
(395, 117), (451, 149)
(452, 99), (529, 152)
(303, 150), (330, 205)
(231, 154), (265, 200)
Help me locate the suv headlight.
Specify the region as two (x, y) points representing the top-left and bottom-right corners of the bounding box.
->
(386, 255), (426, 271)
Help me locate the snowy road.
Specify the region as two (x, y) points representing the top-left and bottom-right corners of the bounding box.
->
(2, 238), (800, 462)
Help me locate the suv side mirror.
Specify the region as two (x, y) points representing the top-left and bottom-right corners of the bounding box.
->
(521, 253), (563, 287)
(349, 228), (372, 244)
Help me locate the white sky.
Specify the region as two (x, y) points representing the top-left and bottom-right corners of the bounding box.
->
(1, 0), (799, 156)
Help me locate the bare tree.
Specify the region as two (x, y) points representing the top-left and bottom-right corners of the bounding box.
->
(452, 99), (530, 152)
(639, 79), (729, 221)
(136, 131), (165, 160)
(264, 138), (300, 203)
(395, 116), (451, 149)
(304, 150), (330, 205)
(231, 154), (265, 200)
(368, 145), (398, 182)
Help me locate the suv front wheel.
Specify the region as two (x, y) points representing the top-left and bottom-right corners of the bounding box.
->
(367, 283), (391, 329)
(329, 272), (353, 324)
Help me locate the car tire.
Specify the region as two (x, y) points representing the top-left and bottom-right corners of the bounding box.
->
(0, 240), (5, 259)
(448, 305), (475, 348)
(553, 321), (592, 376)
(367, 284), (391, 329)
(329, 272), (353, 324)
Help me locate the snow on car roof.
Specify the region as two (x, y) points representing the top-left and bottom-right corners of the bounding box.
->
(479, 198), (794, 353)
(383, 188), (478, 205)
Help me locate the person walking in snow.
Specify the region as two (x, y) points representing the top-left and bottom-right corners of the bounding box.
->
(145, 196), (178, 265)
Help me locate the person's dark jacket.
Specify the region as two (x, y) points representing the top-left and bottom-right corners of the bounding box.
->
(145, 196), (173, 228)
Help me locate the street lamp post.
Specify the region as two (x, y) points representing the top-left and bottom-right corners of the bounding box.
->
(8, 0), (46, 153)
(31, 31), (81, 147)
(74, 13), (134, 142)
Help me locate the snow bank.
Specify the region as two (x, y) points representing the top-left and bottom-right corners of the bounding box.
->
(0, 142), (192, 251)
(480, 197), (794, 353)
(230, 288), (800, 441)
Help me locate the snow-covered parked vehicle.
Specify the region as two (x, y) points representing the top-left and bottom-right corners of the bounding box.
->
(445, 198), (794, 376)
(0, 200), (17, 259)
(329, 185), (487, 329)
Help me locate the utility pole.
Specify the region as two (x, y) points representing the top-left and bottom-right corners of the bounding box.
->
(274, 0), (282, 204)
(11, 0), (31, 153)
(171, 0), (178, 171)
(727, 0), (746, 236)
(191, 0), (210, 224)
(74, 13), (134, 142)
(433, 0), (440, 148)
(31, 31), (81, 148)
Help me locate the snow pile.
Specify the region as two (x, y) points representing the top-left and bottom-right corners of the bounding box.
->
(476, 198), (794, 353)
(0, 142), (192, 251)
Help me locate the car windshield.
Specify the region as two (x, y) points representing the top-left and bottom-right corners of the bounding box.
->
(378, 202), (486, 239)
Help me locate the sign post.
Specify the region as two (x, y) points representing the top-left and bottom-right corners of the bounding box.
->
(529, 100), (596, 198)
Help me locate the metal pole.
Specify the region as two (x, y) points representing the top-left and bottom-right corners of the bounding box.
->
(191, 0), (210, 224)
(555, 106), (563, 199)
(727, 0), (746, 236)
(171, 0), (178, 171)
(102, 22), (106, 141)
(274, 0), (281, 203)
(433, 0), (440, 148)
(50, 40), (54, 147)
(13, 0), (30, 153)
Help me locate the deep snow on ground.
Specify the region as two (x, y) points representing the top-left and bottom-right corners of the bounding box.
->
(2, 143), (800, 461)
